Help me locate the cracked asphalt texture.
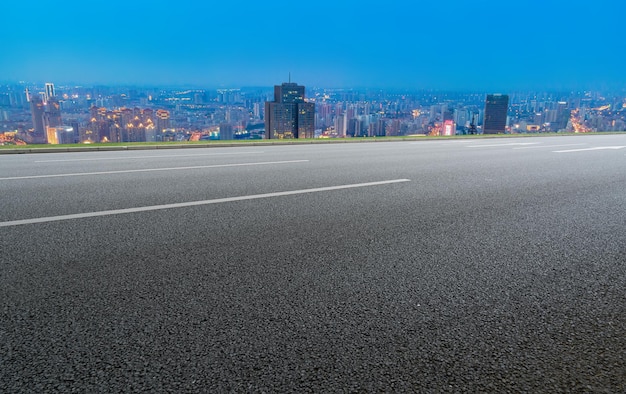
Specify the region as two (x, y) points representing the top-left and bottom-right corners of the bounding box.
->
(1, 135), (625, 392)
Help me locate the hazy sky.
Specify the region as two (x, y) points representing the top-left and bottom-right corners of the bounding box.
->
(2, 0), (625, 90)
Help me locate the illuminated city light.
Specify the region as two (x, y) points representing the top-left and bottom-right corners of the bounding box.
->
(1, 82), (624, 146)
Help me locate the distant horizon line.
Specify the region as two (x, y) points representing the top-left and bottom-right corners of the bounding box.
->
(2, 80), (626, 94)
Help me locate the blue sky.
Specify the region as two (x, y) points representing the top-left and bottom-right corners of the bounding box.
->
(2, 0), (625, 90)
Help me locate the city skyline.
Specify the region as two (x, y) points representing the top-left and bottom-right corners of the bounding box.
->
(3, 0), (626, 91)
(2, 80), (624, 147)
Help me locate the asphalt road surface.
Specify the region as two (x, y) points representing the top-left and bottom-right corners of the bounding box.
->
(1, 135), (625, 392)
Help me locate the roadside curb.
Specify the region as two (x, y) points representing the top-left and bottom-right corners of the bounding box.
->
(1, 133), (621, 154)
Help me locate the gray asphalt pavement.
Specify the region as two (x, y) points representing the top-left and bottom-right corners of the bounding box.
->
(1, 135), (625, 392)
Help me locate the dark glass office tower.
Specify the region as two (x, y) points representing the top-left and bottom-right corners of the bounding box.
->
(483, 94), (509, 134)
(265, 82), (314, 139)
(30, 96), (46, 137)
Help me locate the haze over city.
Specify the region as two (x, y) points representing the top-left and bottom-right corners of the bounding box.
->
(3, 0), (626, 91)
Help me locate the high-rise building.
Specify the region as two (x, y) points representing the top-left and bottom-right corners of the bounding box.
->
(156, 109), (170, 133)
(219, 123), (234, 140)
(47, 126), (75, 145)
(483, 94), (509, 134)
(442, 120), (456, 136)
(297, 102), (315, 138)
(265, 81), (315, 139)
(373, 119), (386, 137)
(253, 102), (262, 119)
(44, 97), (63, 129)
(44, 83), (55, 103)
(454, 108), (469, 128)
(335, 114), (346, 137)
(30, 96), (46, 136)
(555, 101), (570, 131)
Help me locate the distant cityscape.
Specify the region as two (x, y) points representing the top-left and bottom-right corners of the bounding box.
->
(0, 81), (625, 145)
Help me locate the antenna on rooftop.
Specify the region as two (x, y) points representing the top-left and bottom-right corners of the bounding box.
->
(289, 72), (291, 83)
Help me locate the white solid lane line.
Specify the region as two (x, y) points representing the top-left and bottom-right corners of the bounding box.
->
(34, 151), (265, 163)
(409, 140), (478, 144)
(512, 143), (586, 150)
(0, 160), (309, 180)
(0, 179), (411, 227)
(468, 142), (538, 148)
(553, 146), (626, 153)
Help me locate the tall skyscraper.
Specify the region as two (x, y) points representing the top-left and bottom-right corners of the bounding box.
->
(30, 96), (46, 138)
(555, 101), (570, 131)
(44, 97), (63, 129)
(44, 82), (55, 103)
(297, 102), (315, 138)
(265, 81), (314, 139)
(335, 114), (346, 137)
(483, 94), (509, 134)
